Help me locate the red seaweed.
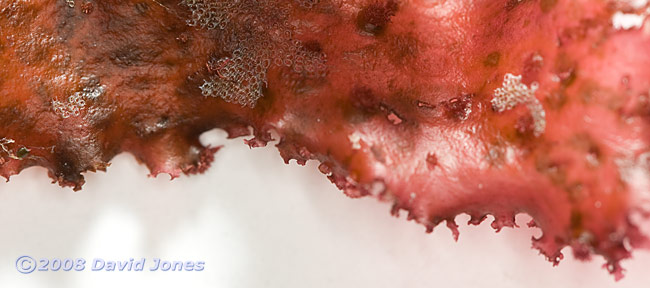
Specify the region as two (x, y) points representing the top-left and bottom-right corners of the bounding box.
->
(1, 0), (649, 279)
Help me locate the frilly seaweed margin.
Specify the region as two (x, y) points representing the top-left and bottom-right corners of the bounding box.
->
(2, 123), (647, 281)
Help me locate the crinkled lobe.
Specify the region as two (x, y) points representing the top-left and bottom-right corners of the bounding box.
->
(1, 0), (649, 280)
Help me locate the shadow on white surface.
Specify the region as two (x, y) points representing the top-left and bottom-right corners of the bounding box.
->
(0, 129), (648, 287)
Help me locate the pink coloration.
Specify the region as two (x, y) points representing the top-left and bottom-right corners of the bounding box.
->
(0, 0), (649, 279)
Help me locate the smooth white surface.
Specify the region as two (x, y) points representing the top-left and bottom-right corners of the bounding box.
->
(0, 129), (649, 287)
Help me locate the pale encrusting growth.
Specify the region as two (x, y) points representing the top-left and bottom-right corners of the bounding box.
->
(51, 77), (105, 119)
(183, 0), (326, 107)
(491, 73), (546, 137)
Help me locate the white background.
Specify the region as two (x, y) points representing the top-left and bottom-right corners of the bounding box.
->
(0, 129), (649, 287)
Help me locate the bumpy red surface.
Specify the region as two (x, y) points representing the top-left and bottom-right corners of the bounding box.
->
(1, 0), (649, 279)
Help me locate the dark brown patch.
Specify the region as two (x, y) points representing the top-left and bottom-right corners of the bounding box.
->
(566, 182), (585, 202)
(444, 93), (473, 121)
(545, 91), (568, 110)
(350, 86), (380, 114)
(135, 2), (149, 14)
(426, 153), (438, 170)
(570, 133), (603, 168)
(370, 145), (386, 163)
(559, 69), (577, 87)
(252, 86), (276, 114)
(505, 0), (531, 11)
(356, 0), (398, 36)
(52, 145), (85, 189)
(303, 40), (323, 53)
(0, 104), (36, 130)
(483, 51), (501, 67)
(540, 0), (558, 13)
(570, 209), (584, 237)
(109, 44), (161, 67)
(555, 53), (578, 88)
(535, 156), (567, 186)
